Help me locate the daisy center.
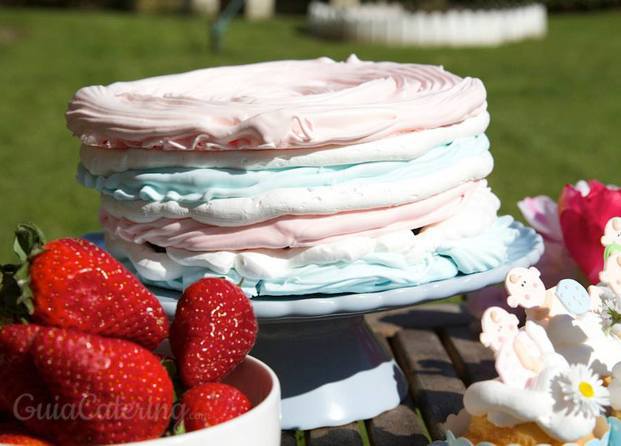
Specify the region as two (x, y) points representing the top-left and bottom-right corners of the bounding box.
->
(578, 381), (595, 398)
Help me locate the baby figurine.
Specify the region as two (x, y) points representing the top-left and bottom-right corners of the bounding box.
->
(505, 267), (547, 311)
(588, 217), (621, 335)
(480, 306), (519, 351)
(505, 266), (593, 323)
(602, 217), (621, 262)
(600, 252), (621, 297)
(480, 306), (559, 388)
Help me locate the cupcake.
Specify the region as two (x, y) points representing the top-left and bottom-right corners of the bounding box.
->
(438, 217), (621, 445)
(440, 304), (613, 445)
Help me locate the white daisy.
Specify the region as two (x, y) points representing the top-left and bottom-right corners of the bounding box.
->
(556, 364), (609, 418)
(597, 287), (621, 332)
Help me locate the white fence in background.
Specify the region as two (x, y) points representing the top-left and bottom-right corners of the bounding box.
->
(308, 2), (547, 46)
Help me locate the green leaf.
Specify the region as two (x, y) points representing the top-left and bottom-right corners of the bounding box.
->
(13, 224), (46, 262)
(0, 223), (43, 322)
(0, 267), (31, 322)
(160, 357), (190, 437)
(161, 357), (184, 404)
(13, 262), (34, 315)
(173, 419), (186, 436)
(161, 357), (177, 376)
(13, 240), (28, 263)
(609, 306), (621, 326)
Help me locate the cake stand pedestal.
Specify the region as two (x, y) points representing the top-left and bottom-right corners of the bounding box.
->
(87, 220), (543, 430)
(253, 315), (406, 430)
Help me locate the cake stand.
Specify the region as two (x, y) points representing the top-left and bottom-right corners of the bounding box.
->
(85, 221), (543, 430)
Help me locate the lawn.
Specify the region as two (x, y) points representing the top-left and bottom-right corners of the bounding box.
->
(0, 8), (620, 262)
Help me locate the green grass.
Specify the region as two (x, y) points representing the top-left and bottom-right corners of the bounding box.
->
(0, 8), (620, 262)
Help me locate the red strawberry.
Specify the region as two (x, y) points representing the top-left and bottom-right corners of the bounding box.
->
(0, 434), (51, 445)
(0, 422), (53, 446)
(0, 323), (41, 355)
(29, 327), (174, 445)
(0, 224), (168, 350)
(0, 324), (41, 414)
(180, 383), (251, 432)
(170, 278), (257, 388)
(0, 324), (55, 438)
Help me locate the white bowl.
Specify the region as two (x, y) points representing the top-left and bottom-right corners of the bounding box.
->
(122, 356), (281, 446)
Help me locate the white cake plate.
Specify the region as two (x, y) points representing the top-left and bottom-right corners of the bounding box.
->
(85, 221), (543, 430)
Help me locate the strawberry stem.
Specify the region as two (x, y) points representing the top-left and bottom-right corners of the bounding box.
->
(172, 419), (186, 436)
(161, 357), (189, 437)
(161, 357), (184, 403)
(13, 224), (46, 262)
(0, 224), (46, 323)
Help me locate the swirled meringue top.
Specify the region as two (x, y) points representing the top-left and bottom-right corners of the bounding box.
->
(66, 55), (487, 151)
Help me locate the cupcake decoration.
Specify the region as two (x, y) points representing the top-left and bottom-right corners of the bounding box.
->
(555, 278), (592, 316)
(556, 363), (609, 418)
(602, 218), (621, 263)
(439, 217), (621, 445)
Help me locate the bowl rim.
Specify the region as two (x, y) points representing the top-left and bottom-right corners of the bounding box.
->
(122, 355), (281, 445)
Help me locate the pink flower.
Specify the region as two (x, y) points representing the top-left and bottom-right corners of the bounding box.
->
(518, 195), (580, 286)
(559, 180), (621, 284)
(517, 195), (563, 243)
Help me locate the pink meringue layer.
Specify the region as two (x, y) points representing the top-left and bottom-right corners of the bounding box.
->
(100, 181), (481, 251)
(67, 55), (487, 151)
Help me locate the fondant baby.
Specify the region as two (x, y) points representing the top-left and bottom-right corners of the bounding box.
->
(600, 252), (621, 297)
(590, 252), (621, 338)
(504, 266), (593, 322)
(587, 219), (621, 335)
(479, 306), (519, 351)
(602, 217), (621, 262)
(503, 266), (621, 372)
(480, 306), (560, 388)
(505, 267), (547, 309)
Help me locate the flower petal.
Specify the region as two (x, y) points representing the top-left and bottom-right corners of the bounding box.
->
(559, 180), (621, 284)
(518, 195), (563, 242)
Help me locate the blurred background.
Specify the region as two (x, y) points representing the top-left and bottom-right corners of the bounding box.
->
(0, 0), (619, 262)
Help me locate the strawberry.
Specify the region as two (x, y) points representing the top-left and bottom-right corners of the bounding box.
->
(0, 434), (52, 446)
(0, 323), (41, 355)
(0, 224), (168, 350)
(0, 324), (55, 438)
(0, 422), (53, 446)
(170, 278), (257, 388)
(31, 327), (174, 445)
(180, 383), (251, 432)
(0, 324), (41, 414)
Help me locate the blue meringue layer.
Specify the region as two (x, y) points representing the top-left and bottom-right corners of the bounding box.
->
(78, 134), (489, 205)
